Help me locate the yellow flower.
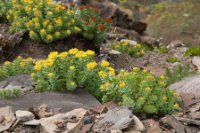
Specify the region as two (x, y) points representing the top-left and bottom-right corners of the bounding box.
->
(136, 44), (141, 48)
(133, 67), (140, 72)
(74, 26), (81, 32)
(108, 67), (115, 75)
(160, 75), (165, 80)
(69, 66), (75, 70)
(119, 81), (126, 87)
(59, 52), (68, 58)
(101, 60), (110, 67)
(69, 48), (78, 55)
(4, 61), (11, 65)
(87, 61), (97, 69)
(24, 57), (32, 62)
(48, 52), (58, 59)
(122, 41), (129, 46)
(47, 11), (53, 16)
(20, 62), (26, 67)
(174, 103), (179, 109)
(55, 31), (61, 37)
(147, 75), (154, 81)
(48, 73), (54, 77)
(98, 71), (107, 78)
(145, 87), (151, 92)
(47, 34), (53, 41)
(85, 50), (95, 56)
(75, 51), (87, 58)
(67, 30), (71, 35)
(40, 29), (46, 34)
(162, 96), (167, 101)
(31, 73), (35, 77)
(142, 69), (147, 73)
(25, 6), (31, 12)
(34, 65), (42, 71)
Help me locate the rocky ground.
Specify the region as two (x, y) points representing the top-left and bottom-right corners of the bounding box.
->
(1, 0), (200, 133)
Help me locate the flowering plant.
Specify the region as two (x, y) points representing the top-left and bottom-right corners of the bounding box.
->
(0, 56), (34, 81)
(0, 0), (11, 21)
(100, 67), (179, 114)
(7, 0), (78, 43)
(75, 6), (112, 44)
(111, 41), (145, 57)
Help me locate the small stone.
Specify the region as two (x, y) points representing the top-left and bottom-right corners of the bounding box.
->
(120, 39), (137, 46)
(110, 129), (123, 133)
(167, 40), (185, 49)
(132, 115), (145, 132)
(16, 110), (35, 122)
(23, 119), (40, 126)
(84, 116), (93, 125)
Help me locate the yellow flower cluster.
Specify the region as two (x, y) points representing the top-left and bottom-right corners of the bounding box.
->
(7, 0), (79, 43)
(87, 61), (97, 69)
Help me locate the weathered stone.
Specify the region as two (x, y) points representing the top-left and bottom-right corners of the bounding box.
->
(23, 119), (40, 126)
(0, 89), (101, 112)
(16, 110), (35, 122)
(0, 106), (16, 132)
(140, 35), (158, 47)
(169, 75), (200, 97)
(167, 40), (185, 49)
(110, 129), (123, 133)
(40, 108), (88, 133)
(161, 115), (186, 133)
(132, 115), (145, 132)
(0, 74), (35, 94)
(94, 107), (134, 131)
(120, 39), (137, 46)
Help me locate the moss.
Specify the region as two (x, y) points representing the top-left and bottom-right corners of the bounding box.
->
(166, 57), (180, 63)
(184, 46), (200, 57)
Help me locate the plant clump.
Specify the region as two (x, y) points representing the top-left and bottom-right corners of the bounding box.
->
(0, 0), (11, 21)
(184, 46), (200, 57)
(0, 89), (21, 99)
(4, 0), (111, 44)
(0, 56), (34, 81)
(75, 6), (111, 45)
(111, 41), (145, 58)
(1, 49), (180, 115)
(100, 68), (179, 114)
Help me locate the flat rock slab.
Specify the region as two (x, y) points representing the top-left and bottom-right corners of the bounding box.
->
(0, 89), (101, 112)
(169, 75), (200, 97)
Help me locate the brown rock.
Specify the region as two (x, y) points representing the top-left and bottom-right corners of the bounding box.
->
(81, 124), (93, 133)
(90, 105), (108, 114)
(0, 115), (5, 123)
(0, 106), (16, 132)
(190, 112), (200, 120)
(161, 115), (186, 133)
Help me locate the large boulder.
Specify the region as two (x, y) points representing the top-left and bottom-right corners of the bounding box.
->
(0, 89), (101, 112)
(169, 75), (200, 97)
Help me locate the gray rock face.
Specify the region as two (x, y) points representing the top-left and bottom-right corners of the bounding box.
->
(0, 89), (101, 112)
(0, 74), (35, 94)
(169, 75), (200, 97)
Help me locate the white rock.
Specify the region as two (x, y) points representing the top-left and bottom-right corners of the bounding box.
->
(23, 119), (40, 126)
(40, 108), (88, 133)
(16, 110), (35, 122)
(109, 50), (121, 55)
(120, 39), (137, 46)
(132, 115), (145, 132)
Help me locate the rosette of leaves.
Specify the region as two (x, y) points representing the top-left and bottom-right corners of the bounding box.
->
(75, 6), (112, 45)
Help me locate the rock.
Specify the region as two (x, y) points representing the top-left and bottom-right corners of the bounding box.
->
(104, 101), (118, 110)
(192, 56), (200, 72)
(0, 74), (35, 94)
(94, 107), (134, 131)
(81, 124), (93, 133)
(0, 89), (101, 112)
(109, 50), (121, 55)
(132, 115), (145, 132)
(110, 130), (123, 133)
(120, 39), (137, 46)
(140, 35), (158, 47)
(161, 115), (186, 133)
(40, 108), (88, 133)
(90, 105), (108, 114)
(0, 106), (16, 132)
(167, 40), (185, 49)
(84, 116), (95, 125)
(125, 131), (141, 133)
(16, 110), (35, 122)
(23, 119), (40, 126)
(147, 126), (161, 133)
(180, 93), (198, 108)
(169, 75), (200, 97)
(190, 112), (200, 120)
(29, 104), (54, 119)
